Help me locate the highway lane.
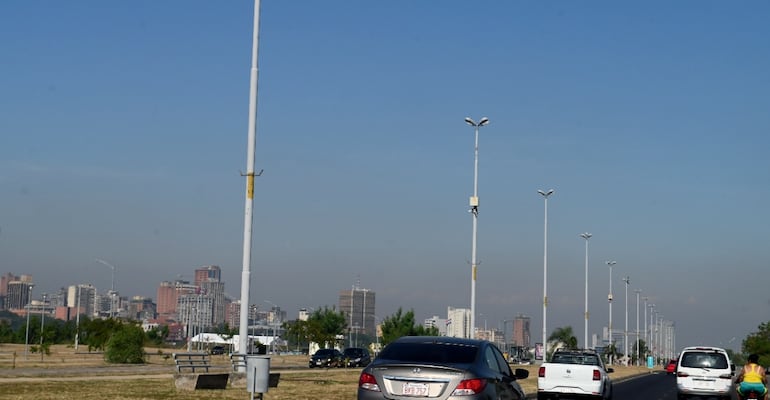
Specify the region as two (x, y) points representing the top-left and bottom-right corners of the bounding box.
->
(527, 372), (738, 400)
(612, 372), (737, 400)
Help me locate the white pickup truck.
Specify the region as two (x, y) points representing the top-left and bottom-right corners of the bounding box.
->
(537, 349), (614, 400)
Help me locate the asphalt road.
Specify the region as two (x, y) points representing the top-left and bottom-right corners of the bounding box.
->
(611, 373), (735, 400)
(527, 372), (738, 400)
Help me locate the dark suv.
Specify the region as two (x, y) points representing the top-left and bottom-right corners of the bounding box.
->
(343, 347), (371, 367)
(309, 348), (344, 368)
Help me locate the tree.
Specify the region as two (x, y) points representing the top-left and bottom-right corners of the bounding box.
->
(284, 319), (311, 353)
(306, 306), (347, 348)
(380, 308), (438, 346)
(742, 321), (770, 366)
(145, 325), (169, 346)
(105, 322), (145, 364)
(81, 317), (121, 352)
(548, 326), (578, 350)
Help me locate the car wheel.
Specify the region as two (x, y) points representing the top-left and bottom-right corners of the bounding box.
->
(536, 394), (549, 400)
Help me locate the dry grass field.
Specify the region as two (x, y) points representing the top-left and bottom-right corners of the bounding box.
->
(0, 344), (655, 400)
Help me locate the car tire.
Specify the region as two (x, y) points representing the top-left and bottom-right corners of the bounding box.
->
(536, 394), (549, 400)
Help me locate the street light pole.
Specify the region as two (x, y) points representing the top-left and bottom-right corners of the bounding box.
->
(40, 293), (47, 361)
(24, 284), (34, 359)
(622, 276), (629, 365)
(648, 304), (655, 361)
(635, 289), (642, 366)
(642, 297), (648, 361)
(537, 189), (554, 358)
(605, 260), (616, 357)
(95, 258), (117, 317)
(465, 116), (489, 339)
(265, 300), (279, 354)
(580, 232), (591, 349)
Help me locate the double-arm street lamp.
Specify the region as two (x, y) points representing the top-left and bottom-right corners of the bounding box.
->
(538, 189), (554, 358)
(580, 232), (592, 349)
(465, 116), (489, 339)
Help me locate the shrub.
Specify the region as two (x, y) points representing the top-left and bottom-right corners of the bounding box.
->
(104, 324), (145, 364)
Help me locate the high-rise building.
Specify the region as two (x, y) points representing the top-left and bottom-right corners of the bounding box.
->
(446, 307), (471, 339)
(424, 315), (448, 336)
(194, 265), (221, 286)
(128, 296), (156, 321)
(200, 281), (225, 326)
(156, 280), (197, 322)
(6, 279), (35, 311)
(0, 273), (20, 296)
(156, 281), (177, 320)
(339, 285), (376, 338)
(67, 284), (96, 318)
(512, 314), (531, 348)
(178, 293), (214, 334)
(194, 266), (226, 328)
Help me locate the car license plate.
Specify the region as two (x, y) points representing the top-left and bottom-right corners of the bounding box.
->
(402, 382), (429, 396)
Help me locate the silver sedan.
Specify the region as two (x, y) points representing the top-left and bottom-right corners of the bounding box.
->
(357, 336), (529, 400)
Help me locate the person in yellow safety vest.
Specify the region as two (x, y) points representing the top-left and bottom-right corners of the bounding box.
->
(735, 353), (768, 400)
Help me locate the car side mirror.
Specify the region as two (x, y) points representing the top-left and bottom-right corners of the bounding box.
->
(514, 368), (529, 380)
(606, 367), (615, 373)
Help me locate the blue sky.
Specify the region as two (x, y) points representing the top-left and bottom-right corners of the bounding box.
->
(2, 1), (768, 352)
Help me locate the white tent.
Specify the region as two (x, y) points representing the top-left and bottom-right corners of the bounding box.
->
(189, 333), (282, 353)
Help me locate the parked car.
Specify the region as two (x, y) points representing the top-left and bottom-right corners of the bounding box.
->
(357, 336), (529, 400)
(666, 358), (677, 374)
(676, 346), (734, 400)
(210, 345), (225, 355)
(309, 348), (344, 368)
(343, 347), (372, 367)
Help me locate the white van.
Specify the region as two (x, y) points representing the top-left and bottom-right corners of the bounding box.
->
(676, 346), (735, 400)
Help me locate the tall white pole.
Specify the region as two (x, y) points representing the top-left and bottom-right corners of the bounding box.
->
(635, 289), (641, 366)
(239, 0), (262, 364)
(465, 117), (488, 339)
(649, 304), (655, 360)
(539, 189), (554, 358)
(40, 293), (46, 361)
(642, 297), (648, 361)
(95, 259), (117, 317)
(580, 232), (591, 349)
(24, 284), (34, 359)
(623, 276), (629, 365)
(606, 260), (616, 361)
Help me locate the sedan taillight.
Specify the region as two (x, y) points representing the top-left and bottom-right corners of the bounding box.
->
(452, 378), (487, 396)
(358, 372), (380, 392)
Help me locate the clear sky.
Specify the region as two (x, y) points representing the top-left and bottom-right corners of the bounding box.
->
(2, 1), (768, 353)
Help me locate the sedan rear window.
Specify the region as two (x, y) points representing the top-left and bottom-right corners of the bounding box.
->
(379, 342), (478, 363)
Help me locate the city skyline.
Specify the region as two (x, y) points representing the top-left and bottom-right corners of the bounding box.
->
(2, 2), (769, 353)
